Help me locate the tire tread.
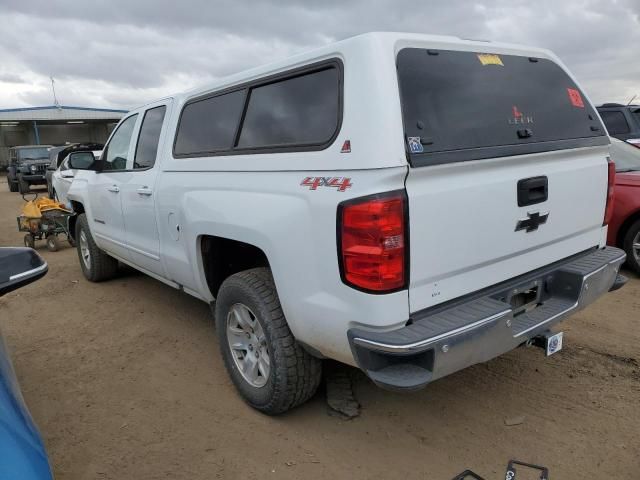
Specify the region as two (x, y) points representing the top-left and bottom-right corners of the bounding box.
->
(216, 267), (321, 414)
(623, 219), (640, 274)
(75, 213), (118, 282)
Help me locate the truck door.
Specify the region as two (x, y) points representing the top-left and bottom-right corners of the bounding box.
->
(119, 102), (170, 276)
(86, 114), (138, 261)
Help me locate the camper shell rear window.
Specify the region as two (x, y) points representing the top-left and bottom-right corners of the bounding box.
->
(397, 48), (608, 166)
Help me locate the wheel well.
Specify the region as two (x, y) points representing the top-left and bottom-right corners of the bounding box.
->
(68, 201), (85, 240)
(616, 211), (640, 247)
(201, 236), (270, 298)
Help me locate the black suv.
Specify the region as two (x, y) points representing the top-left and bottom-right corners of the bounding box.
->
(7, 145), (53, 193)
(596, 103), (640, 148)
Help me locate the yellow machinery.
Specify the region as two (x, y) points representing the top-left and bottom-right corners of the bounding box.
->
(17, 194), (75, 251)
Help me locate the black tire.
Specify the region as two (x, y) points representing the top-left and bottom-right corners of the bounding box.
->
(215, 268), (322, 415)
(46, 234), (61, 252)
(18, 177), (29, 194)
(9, 180), (19, 192)
(24, 234), (35, 249)
(75, 213), (118, 281)
(622, 219), (640, 274)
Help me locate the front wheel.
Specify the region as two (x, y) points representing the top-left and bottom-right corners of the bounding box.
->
(46, 234), (60, 252)
(623, 219), (640, 274)
(18, 177), (29, 194)
(215, 268), (322, 415)
(24, 234), (35, 249)
(75, 213), (119, 281)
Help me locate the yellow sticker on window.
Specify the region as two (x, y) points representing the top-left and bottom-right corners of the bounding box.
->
(477, 53), (504, 66)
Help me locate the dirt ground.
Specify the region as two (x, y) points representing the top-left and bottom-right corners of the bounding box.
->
(0, 179), (638, 480)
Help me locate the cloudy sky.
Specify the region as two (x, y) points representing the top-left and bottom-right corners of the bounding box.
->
(0, 0), (638, 111)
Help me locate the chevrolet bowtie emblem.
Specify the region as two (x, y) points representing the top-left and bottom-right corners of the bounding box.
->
(515, 211), (549, 232)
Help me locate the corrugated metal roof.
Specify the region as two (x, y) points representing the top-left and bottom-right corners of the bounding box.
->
(0, 105), (127, 121)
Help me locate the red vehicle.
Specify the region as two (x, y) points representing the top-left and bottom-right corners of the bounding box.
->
(607, 138), (640, 273)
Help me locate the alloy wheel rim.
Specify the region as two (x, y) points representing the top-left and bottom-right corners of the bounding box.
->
(79, 231), (91, 269)
(633, 231), (640, 265)
(226, 303), (271, 388)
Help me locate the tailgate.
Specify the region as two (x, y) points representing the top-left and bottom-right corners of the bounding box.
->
(405, 147), (608, 312)
(396, 47), (610, 313)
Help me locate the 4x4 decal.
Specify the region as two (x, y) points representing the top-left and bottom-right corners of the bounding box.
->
(301, 177), (353, 192)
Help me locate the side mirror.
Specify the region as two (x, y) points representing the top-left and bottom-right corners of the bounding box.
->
(68, 151), (98, 171)
(0, 247), (48, 297)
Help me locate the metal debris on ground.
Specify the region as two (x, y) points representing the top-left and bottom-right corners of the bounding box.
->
(504, 415), (526, 426)
(325, 362), (360, 419)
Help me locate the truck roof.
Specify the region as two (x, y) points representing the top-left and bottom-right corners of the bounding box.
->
(132, 32), (557, 110)
(11, 145), (53, 149)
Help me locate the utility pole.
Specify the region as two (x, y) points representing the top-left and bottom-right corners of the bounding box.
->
(50, 76), (61, 108)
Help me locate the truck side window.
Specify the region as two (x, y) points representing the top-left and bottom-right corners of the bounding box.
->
(102, 114), (138, 171)
(174, 90), (245, 156)
(134, 106), (166, 169)
(237, 67), (339, 149)
(600, 111), (630, 135)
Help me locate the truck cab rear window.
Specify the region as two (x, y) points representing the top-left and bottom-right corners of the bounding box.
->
(397, 48), (607, 165)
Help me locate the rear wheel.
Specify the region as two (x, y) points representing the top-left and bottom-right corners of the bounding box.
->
(623, 219), (640, 274)
(215, 268), (322, 415)
(46, 234), (61, 252)
(9, 180), (18, 192)
(75, 213), (119, 281)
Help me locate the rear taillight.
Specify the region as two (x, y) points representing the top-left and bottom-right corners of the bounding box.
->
(338, 191), (408, 293)
(626, 139), (640, 149)
(604, 157), (616, 226)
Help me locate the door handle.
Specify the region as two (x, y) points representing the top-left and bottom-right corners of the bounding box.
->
(137, 187), (153, 196)
(107, 185), (120, 193)
(517, 176), (547, 207)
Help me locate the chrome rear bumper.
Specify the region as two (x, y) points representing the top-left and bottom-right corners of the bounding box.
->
(348, 247), (626, 390)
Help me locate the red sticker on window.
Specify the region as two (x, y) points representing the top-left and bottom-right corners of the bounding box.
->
(567, 88), (584, 108)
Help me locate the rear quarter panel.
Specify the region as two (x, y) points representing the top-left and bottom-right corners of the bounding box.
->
(608, 177), (640, 245)
(156, 167), (409, 365)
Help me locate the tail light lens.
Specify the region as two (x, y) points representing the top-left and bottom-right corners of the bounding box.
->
(338, 191), (408, 292)
(604, 157), (616, 226)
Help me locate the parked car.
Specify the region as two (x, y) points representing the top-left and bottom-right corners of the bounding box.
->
(66, 32), (626, 414)
(607, 138), (640, 273)
(51, 150), (102, 204)
(46, 143), (104, 198)
(597, 103), (640, 148)
(6, 146), (53, 193)
(0, 247), (52, 479)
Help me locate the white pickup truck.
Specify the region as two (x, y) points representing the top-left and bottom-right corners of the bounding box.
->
(67, 32), (627, 414)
